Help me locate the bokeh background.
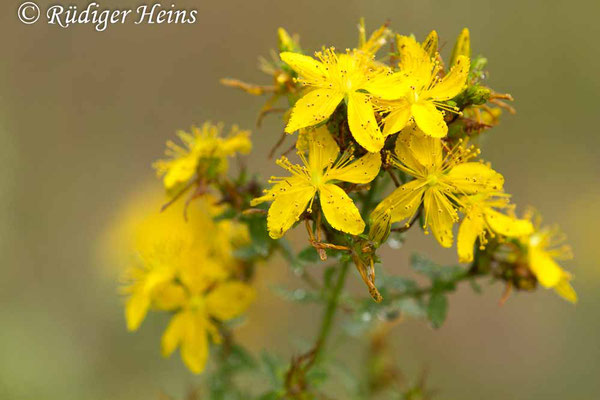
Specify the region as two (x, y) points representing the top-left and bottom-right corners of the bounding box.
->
(2, 0), (599, 398)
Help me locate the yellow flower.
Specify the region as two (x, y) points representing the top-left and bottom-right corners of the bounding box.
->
(376, 33), (470, 138)
(522, 219), (577, 303)
(153, 122), (251, 195)
(122, 197), (236, 331)
(280, 49), (392, 152)
(251, 126), (381, 239)
(457, 193), (533, 263)
(120, 195), (255, 373)
(161, 281), (255, 374)
(370, 125), (503, 247)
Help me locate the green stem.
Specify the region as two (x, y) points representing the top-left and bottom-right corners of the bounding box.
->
(312, 261), (350, 364)
(387, 268), (485, 301)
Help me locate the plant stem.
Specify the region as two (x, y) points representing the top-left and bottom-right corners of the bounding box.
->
(312, 261), (350, 364)
(387, 268), (485, 301)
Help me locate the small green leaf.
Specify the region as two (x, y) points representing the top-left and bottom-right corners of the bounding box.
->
(297, 246), (321, 263)
(427, 292), (448, 329)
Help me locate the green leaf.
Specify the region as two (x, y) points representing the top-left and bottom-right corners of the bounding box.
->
(297, 246), (321, 264)
(427, 292), (448, 329)
(411, 253), (465, 287)
(271, 285), (322, 304)
(236, 215), (273, 260)
(259, 351), (285, 387)
(394, 298), (427, 319)
(469, 278), (483, 294)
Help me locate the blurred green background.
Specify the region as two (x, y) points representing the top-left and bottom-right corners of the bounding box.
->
(2, 0), (599, 398)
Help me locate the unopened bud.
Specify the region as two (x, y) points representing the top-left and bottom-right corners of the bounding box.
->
(450, 28), (470, 66)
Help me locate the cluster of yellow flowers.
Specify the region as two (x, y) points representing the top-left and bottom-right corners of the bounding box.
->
(235, 23), (576, 303)
(117, 20), (577, 378)
(121, 194), (255, 373)
(153, 122), (251, 196)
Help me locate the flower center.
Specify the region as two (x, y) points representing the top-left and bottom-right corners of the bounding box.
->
(426, 173), (440, 187)
(189, 295), (206, 312)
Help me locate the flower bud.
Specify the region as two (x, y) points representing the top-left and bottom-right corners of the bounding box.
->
(450, 28), (470, 66)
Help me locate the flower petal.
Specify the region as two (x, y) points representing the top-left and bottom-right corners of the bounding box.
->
(423, 189), (456, 248)
(266, 182), (317, 239)
(251, 176), (311, 206)
(394, 125), (427, 177)
(554, 277), (578, 303)
(161, 311), (186, 357)
(445, 162), (504, 194)
(347, 92), (385, 152)
(162, 155), (197, 193)
(153, 282), (187, 311)
(280, 52), (328, 83)
(206, 282), (256, 321)
(411, 100), (447, 138)
(125, 290), (150, 331)
(364, 72), (411, 100)
(306, 126), (340, 172)
(457, 210), (485, 263)
(325, 151), (381, 184)
(319, 183), (365, 235)
(396, 34), (434, 86)
(425, 55), (470, 101)
(180, 311), (210, 374)
(382, 100), (411, 136)
(529, 247), (570, 288)
(372, 179), (426, 225)
(404, 125), (444, 171)
(484, 209), (534, 237)
(285, 89), (344, 133)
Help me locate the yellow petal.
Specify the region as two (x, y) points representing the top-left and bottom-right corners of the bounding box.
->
(347, 92), (385, 152)
(280, 52), (327, 83)
(206, 281), (256, 321)
(125, 290), (150, 331)
(404, 125), (444, 170)
(364, 72), (411, 100)
(394, 126), (428, 176)
(162, 155), (197, 192)
(319, 183), (365, 235)
(457, 210), (485, 263)
(153, 282), (187, 311)
(484, 209), (534, 237)
(445, 162), (504, 194)
(251, 175), (310, 206)
(325, 151), (381, 184)
(411, 100), (447, 138)
(396, 34), (434, 85)
(529, 247), (568, 288)
(266, 182), (317, 239)
(221, 128), (252, 155)
(161, 311), (186, 357)
(306, 126), (340, 172)
(373, 179), (426, 224)
(180, 311), (210, 374)
(285, 89), (344, 133)
(424, 189), (456, 248)
(425, 55), (470, 101)
(382, 100), (412, 136)
(554, 277), (578, 303)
